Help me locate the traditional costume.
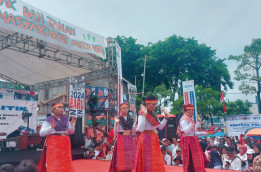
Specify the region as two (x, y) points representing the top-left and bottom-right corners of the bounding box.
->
(109, 103), (136, 172)
(179, 103), (206, 172)
(38, 103), (75, 172)
(135, 98), (168, 172)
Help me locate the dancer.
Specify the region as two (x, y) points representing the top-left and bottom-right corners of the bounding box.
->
(179, 103), (206, 172)
(135, 95), (169, 172)
(38, 103), (76, 172)
(109, 103), (136, 172)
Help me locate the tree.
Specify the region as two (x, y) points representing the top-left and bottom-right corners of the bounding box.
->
(225, 100), (251, 115)
(229, 38), (261, 113)
(195, 86), (224, 126)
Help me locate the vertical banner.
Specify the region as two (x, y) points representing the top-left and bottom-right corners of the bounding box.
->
(182, 80), (197, 121)
(116, 43), (123, 112)
(69, 83), (85, 118)
(128, 84), (137, 118)
(0, 88), (38, 135)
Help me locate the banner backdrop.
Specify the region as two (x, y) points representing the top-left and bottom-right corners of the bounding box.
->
(85, 86), (115, 111)
(182, 80), (197, 121)
(0, 88), (38, 135)
(0, 0), (106, 59)
(226, 114), (261, 137)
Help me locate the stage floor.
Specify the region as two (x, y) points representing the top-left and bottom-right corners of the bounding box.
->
(72, 159), (235, 172)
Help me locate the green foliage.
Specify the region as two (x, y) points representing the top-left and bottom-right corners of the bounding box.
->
(116, 34), (233, 99)
(195, 86), (224, 125)
(229, 38), (261, 113)
(170, 96), (184, 115)
(225, 100), (252, 115)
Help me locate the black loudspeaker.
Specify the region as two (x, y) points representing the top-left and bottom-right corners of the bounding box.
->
(71, 117), (83, 148)
(165, 117), (177, 139)
(158, 117), (177, 140)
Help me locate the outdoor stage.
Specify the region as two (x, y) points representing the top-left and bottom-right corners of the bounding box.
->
(72, 159), (235, 172)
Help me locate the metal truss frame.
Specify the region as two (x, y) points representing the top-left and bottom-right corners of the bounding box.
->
(0, 30), (117, 90)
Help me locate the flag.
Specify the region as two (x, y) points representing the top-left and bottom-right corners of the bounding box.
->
(240, 133), (244, 145)
(220, 92), (224, 102)
(224, 104), (227, 113)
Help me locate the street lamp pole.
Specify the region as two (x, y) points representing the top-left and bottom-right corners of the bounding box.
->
(142, 55), (147, 97)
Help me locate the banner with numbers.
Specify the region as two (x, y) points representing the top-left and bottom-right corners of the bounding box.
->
(182, 80), (197, 121)
(69, 83), (85, 118)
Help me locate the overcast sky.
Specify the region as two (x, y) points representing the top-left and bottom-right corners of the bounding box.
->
(22, 0), (261, 103)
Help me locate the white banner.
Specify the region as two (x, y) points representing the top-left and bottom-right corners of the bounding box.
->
(116, 43), (123, 112)
(182, 80), (197, 121)
(0, 88), (38, 136)
(226, 114), (261, 137)
(69, 83), (85, 118)
(0, 1), (106, 59)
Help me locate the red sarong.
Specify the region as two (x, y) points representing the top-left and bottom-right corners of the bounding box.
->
(38, 135), (75, 172)
(135, 130), (165, 172)
(181, 136), (206, 172)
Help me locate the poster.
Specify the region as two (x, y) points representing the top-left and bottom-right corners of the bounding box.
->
(0, 88), (38, 135)
(182, 80), (197, 121)
(69, 83), (85, 118)
(226, 114), (261, 137)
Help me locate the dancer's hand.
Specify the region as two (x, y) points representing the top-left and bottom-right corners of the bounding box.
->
(162, 107), (169, 119)
(115, 116), (119, 125)
(50, 118), (56, 128)
(197, 114), (203, 124)
(139, 105), (147, 117)
(70, 116), (77, 125)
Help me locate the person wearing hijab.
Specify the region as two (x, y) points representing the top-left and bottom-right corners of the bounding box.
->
(135, 95), (169, 172)
(246, 149), (255, 171)
(237, 145), (247, 171)
(208, 150), (223, 169)
(38, 102), (76, 172)
(109, 103), (136, 172)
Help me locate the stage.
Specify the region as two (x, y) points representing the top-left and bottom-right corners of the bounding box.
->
(72, 159), (235, 172)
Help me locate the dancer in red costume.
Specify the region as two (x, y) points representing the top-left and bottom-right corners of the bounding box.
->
(135, 95), (170, 172)
(38, 103), (76, 172)
(179, 103), (206, 172)
(109, 103), (136, 172)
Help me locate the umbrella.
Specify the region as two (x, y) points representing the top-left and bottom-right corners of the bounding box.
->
(244, 127), (261, 139)
(213, 131), (226, 137)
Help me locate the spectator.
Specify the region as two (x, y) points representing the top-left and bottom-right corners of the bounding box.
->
(252, 143), (261, 159)
(244, 136), (252, 150)
(106, 146), (114, 160)
(208, 150), (222, 169)
(84, 148), (95, 159)
(199, 141), (210, 167)
(220, 145), (227, 162)
(237, 145), (247, 171)
(0, 164), (15, 172)
(161, 147), (171, 165)
(173, 148), (182, 160)
(173, 156), (183, 166)
(81, 135), (94, 150)
(161, 138), (172, 157)
(171, 138), (179, 158)
(96, 144), (109, 160)
(225, 137), (232, 147)
(92, 142), (102, 159)
(222, 146), (242, 170)
(14, 160), (37, 172)
(246, 149), (255, 171)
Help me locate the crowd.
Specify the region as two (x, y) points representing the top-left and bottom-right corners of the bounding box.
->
(81, 133), (261, 171)
(0, 160), (38, 172)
